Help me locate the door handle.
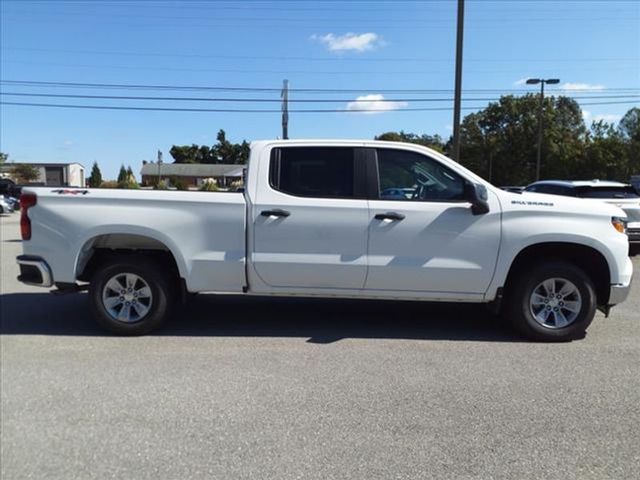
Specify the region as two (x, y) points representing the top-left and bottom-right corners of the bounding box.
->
(374, 212), (405, 221)
(261, 209), (291, 218)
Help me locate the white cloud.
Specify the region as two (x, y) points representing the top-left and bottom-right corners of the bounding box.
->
(311, 32), (382, 52)
(561, 82), (605, 91)
(582, 110), (621, 124)
(514, 78), (529, 86)
(345, 94), (407, 114)
(63, 140), (73, 146)
(445, 124), (453, 131)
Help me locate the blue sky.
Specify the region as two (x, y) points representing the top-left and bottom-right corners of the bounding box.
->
(1, 0), (639, 180)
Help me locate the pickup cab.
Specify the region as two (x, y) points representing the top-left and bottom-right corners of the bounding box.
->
(17, 140), (633, 341)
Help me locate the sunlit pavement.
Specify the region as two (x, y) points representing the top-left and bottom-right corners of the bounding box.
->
(2, 213), (639, 479)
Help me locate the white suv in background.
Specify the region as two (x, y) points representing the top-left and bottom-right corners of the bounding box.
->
(0, 196), (15, 214)
(525, 180), (640, 245)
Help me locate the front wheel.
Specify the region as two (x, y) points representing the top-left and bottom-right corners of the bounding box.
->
(507, 261), (597, 341)
(89, 257), (175, 335)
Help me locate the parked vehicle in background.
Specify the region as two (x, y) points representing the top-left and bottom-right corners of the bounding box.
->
(0, 178), (16, 196)
(524, 180), (640, 245)
(500, 186), (525, 193)
(0, 195), (14, 214)
(5, 196), (20, 211)
(631, 175), (640, 194)
(0, 179), (23, 199)
(16, 140), (633, 341)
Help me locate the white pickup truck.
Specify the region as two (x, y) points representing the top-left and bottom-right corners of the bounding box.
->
(17, 140), (633, 341)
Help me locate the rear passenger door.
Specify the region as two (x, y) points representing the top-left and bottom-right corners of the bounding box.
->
(251, 146), (370, 290)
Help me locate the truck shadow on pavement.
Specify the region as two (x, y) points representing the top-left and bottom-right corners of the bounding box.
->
(0, 292), (526, 343)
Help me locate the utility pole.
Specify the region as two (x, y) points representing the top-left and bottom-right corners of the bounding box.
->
(526, 78), (560, 181)
(281, 79), (289, 140)
(451, 0), (465, 162)
(157, 149), (163, 185)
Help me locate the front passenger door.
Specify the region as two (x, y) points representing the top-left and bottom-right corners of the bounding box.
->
(365, 148), (501, 295)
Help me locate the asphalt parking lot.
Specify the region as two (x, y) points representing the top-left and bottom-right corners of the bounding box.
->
(1, 212), (639, 479)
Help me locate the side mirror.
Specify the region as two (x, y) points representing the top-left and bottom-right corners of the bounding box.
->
(465, 182), (490, 215)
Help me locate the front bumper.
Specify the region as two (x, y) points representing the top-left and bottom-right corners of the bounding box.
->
(16, 255), (53, 287)
(609, 281), (632, 306)
(627, 228), (640, 244)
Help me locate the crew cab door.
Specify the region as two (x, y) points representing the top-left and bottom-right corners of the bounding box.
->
(250, 146), (370, 290)
(365, 148), (501, 295)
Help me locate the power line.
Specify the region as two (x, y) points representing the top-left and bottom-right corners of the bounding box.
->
(3, 8), (637, 23)
(9, 1), (635, 13)
(4, 15), (638, 31)
(0, 101), (484, 113)
(5, 47), (637, 64)
(1, 99), (637, 113)
(3, 80), (640, 95)
(9, 59), (637, 75)
(3, 92), (638, 103)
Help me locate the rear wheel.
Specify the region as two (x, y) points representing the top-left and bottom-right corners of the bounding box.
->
(89, 257), (175, 335)
(507, 261), (597, 341)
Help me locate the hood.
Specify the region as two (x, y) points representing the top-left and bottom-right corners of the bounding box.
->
(496, 189), (626, 219)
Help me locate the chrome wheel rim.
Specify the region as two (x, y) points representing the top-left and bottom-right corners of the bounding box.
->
(102, 273), (153, 323)
(529, 277), (582, 329)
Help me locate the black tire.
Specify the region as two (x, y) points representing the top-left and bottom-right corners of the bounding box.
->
(506, 261), (597, 342)
(89, 256), (175, 335)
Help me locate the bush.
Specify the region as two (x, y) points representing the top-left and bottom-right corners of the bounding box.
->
(230, 179), (244, 190)
(199, 178), (219, 191)
(99, 180), (119, 188)
(170, 176), (188, 191)
(117, 180), (140, 189)
(154, 179), (169, 190)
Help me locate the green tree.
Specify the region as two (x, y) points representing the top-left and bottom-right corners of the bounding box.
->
(117, 164), (128, 183)
(618, 107), (640, 177)
(0, 152), (8, 165)
(87, 161), (103, 187)
(582, 121), (628, 181)
(169, 144), (215, 164)
(619, 107), (640, 142)
(170, 130), (250, 165)
(457, 94), (588, 186)
(375, 131), (446, 152)
(213, 129), (250, 164)
(117, 165), (138, 189)
(10, 163), (40, 183)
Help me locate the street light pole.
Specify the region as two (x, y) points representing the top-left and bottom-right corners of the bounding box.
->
(526, 78), (560, 181)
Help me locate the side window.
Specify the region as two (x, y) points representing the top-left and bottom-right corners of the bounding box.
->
(376, 148), (466, 201)
(270, 147), (355, 199)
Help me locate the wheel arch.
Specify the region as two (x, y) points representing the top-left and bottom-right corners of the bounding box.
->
(503, 242), (611, 306)
(74, 230), (187, 283)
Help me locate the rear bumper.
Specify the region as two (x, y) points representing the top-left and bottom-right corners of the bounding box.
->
(16, 255), (53, 287)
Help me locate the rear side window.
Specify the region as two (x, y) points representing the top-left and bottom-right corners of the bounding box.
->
(575, 186), (640, 199)
(527, 185), (574, 196)
(270, 147), (355, 198)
